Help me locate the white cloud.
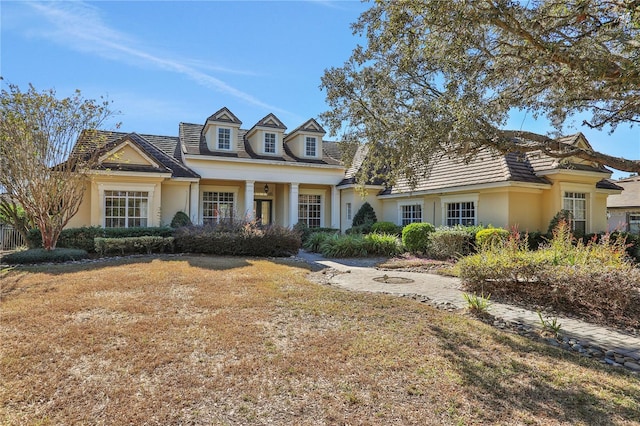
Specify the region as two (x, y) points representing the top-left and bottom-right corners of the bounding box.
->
(23, 1), (290, 115)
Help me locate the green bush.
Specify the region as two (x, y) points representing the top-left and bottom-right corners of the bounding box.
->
(547, 210), (574, 234)
(174, 223), (301, 257)
(427, 227), (476, 259)
(401, 222), (435, 254)
(371, 221), (402, 236)
(475, 227), (509, 250)
(293, 221), (339, 244)
(320, 234), (368, 257)
(346, 223), (373, 235)
(28, 226), (174, 252)
(303, 232), (335, 253)
(95, 236), (175, 256)
(363, 233), (403, 256)
(170, 211), (192, 228)
(352, 202), (377, 227)
(2, 248), (89, 264)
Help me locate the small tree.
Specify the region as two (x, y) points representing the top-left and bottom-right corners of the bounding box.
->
(0, 84), (115, 250)
(352, 202), (377, 227)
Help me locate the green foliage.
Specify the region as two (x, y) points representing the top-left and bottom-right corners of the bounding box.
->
(2, 248), (89, 264)
(170, 211), (192, 228)
(371, 221), (402, 236)
(174, 223), (301, 257)
(303, 232), (335, 253)
(320, 1), (640, 181)
(352, 202), (377, 227)
(318, 232), (402, 257)
(401, 222), (435, 254)
(462, 292), (491, 314)
(475, 227), (509, 250)
(427, 226), (477, 259)
(345, 223), (373, 235)
(94, 236), (174, 256)
(293, 221), (339, 244)
(459, 222), (639, 321)
(28, 226), (174, 252)
(547, 210), (574, 234)
(537, 311), (562, 338)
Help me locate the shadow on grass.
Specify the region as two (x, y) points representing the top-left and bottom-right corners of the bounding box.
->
(428, 321), (640, 424)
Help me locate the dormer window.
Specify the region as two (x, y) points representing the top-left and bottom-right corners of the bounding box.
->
(218, 128), (231, 150)
(305, 136), (317, 157)
(264, 132), (276, 154)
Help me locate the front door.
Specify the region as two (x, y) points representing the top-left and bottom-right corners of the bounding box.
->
(254, 199), (272, 225)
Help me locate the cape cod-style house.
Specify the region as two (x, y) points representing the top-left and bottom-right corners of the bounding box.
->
(67, 108), (622, 235)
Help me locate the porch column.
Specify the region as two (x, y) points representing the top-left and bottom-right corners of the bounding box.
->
(289, 182), (299, 227)
(189, 182), (199, 224)
(245, 180), (255, 221)
(331, 185), (340, 229)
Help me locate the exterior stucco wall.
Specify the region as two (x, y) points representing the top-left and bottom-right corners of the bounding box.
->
(160, 181), (192, 226)
(340, 188), (383, 231)
(66, 181), (93, 229)
(506, 190), (544, 232)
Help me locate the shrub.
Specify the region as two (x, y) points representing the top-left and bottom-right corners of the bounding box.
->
(170, 211), (192, 228)
(352, 202), (377, 227)
(427, 226), (476, 259)
(371, 221), (402, 236)
(174, 223), (301, 257)
(95, 236), (175, 256)
(401, 222), (435, 254)
(303, 232), (335, 253)
(346, 223), (373, 235)
(547, 210), (574, 234)
(2, 248), (89, 264)
(320, 234), (368, 257)
(363, 233), (403, 256)
(293, 221), (339, 244)
(475, 227), (509, 250)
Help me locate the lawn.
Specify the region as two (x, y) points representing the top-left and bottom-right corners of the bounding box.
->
(1, 256), (639, 425)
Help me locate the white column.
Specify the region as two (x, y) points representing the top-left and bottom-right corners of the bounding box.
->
(331, 185), (340, 229)
(189, 182), (200, 224)
(289, 182), (299, 227)
(245, 180), (255, 221)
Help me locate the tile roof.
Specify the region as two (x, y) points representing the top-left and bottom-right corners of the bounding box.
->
(607, 177), (640, 208)
(74, 130), (200, 179)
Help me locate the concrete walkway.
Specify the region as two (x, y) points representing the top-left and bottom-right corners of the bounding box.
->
(297, 251), (640, 363)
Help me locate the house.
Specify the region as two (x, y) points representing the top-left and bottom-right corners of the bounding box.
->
(68, 109), (621, 235)
(607, 176), (640, 233)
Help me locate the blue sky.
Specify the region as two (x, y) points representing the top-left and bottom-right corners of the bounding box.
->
(2, 0), (638, 179)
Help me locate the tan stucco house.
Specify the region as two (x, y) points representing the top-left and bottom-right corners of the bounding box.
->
(68, 108), (621, 235)
(607, 176), (640, 233)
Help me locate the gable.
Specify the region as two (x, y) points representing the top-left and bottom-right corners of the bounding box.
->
(256, 113), (286, 130)
(206, 107), (242, 125)
(99, 140), (162, 168)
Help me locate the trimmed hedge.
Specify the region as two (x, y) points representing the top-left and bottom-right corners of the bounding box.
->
(170, 211), (192, 228)
(28, 226), (174, 252)
(174, 224), (301, 257)
(475, 227), (509, 250)
(95, 236), (175, 256)
(427, 227), (476, 259)
(371, 221), (403, 236)
(2, 248), (89, 264)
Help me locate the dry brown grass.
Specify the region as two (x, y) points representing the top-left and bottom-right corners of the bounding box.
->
(1, 255), (639, 425)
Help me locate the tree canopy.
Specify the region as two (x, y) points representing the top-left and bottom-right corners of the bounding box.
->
(321, 0), (640, 187)
(0, 83), (115, 250)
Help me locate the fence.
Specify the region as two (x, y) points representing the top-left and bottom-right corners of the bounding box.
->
(0, 224), (26, 251)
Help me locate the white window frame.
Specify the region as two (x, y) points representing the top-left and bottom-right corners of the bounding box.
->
(200, 186), (239, 224)
(104, 190), (149, 228)
(217, 127), (232, 151)
(563, 191), (588, 234)
(441, 194), (478, 227)
(299, 189), (325, 228)
(264, 132), (277, 154)
(98, 183), (156, 228)
(398, 201), (423, 226)
(305, 136), (317, 157)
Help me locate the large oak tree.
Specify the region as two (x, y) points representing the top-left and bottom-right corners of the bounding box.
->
(0, 83), (115, 250)
(321, 0), (640, 187)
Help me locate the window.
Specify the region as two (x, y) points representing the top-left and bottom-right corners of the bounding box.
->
(446, 202), (476, 226)
(299, 194), (321, 228)
(305, 136), (317, 157)
(104, 191), (148, 228)
(264, 132), (276, 154)
(346, 202), (352, 221)
(563, 192), (587, 235)
(203, 191), (234, 224)
(401, 204), (422, 226)
(217, 128), (231, 150)
(628, 213), (640, 234)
